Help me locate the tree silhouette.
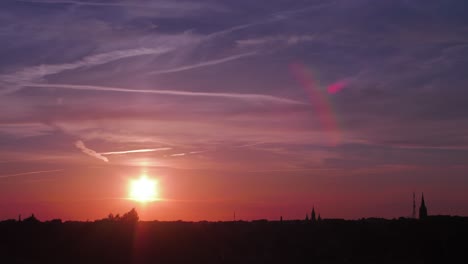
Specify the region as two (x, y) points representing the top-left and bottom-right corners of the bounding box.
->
(121, 208), (139, 223)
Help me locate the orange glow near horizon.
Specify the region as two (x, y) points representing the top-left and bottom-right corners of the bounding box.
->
(129, 175), (158, 203)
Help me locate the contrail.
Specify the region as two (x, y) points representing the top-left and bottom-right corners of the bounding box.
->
(24, 83), (302, 104)
(0, 169), (64, 179)
(15, 0), (171, 8)
(189, 151), (206, 154)
(100, 148), (171, 155)
(1, 47), (172, 95)
(236, 142), (267, 148)
(170, 153), (186, 157)
(75, 140), (108, 162)
(15, 0), (226, 12)
(205, 3), (331, 39)
(148, 52), (257, 75)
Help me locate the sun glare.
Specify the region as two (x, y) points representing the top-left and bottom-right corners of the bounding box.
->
(129, 175), (158, 202)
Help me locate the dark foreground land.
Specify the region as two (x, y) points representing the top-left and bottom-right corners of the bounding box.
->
(1, 216), (467, 264)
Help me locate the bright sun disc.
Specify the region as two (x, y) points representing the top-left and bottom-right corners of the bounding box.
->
(129, 176), (158, 202)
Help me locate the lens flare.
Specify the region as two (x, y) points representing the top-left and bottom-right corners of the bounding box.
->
(327, 80), (348, 94)
(289, 62), (342, 146)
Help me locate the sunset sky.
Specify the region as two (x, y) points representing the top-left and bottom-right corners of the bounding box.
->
(1, 0), (468, 221)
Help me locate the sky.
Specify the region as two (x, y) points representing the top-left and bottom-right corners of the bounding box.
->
(1, 0), (468, 221)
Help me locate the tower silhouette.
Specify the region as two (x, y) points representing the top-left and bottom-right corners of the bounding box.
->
(311, 207), (317, 222)
(419, 193), (428, 219)
(412, 192), (416, 219)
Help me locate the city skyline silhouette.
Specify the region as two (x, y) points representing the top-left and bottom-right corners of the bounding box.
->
(2, 191), (452, 223)
(1, 0), (468, 230)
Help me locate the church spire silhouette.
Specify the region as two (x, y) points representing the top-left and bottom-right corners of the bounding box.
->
(311, 207), (317, 223)
(419, 193), (428, 219)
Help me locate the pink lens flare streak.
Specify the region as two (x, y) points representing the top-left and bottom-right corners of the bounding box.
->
(289, 62), (341, 146)
(327, 80), (348, 94)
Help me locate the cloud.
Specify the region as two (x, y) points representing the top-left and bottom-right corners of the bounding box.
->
(169, 150), (207, 157)
(189, 151), (206, 154)
(0, 169), (64, 179)
(206, 22), (261, 39)
(14, 0), (229, 21)
(235, 142), (267, 148)
(170, 153), (186, 157)
(148, 52), (257, 75)
(23, 83), (302, 104)
(74, 140), (108, 162)
(15, 0), (162, 7)
(15, 0), (226, 11)
(0, 47), (173, 94)
(0, 123), (54, 137)
(236, 35), (317, 47)
(203, 4), (328, 39)
(100, 147), (171, 155)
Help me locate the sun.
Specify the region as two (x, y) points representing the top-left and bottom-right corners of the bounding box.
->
(129, 175), (158, 202)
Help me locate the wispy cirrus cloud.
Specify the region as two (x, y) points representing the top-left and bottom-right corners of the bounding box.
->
(15, 0), (227, 12)
(236, 35), (317, 47)
(15, 0), (170, 7)
(0, 123), (54, 137)
(74, 141), (172, 162)
(170, 153), (186, 157)
(100, 148), (171, 155)
(23, 83), (302, 104)
(0, 169), (64, 179)
(74, 140), (108, 162)
(148, 52), (257, 75)
(0, 47), (172, 94)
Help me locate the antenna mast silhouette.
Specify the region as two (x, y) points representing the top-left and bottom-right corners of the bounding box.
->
(412, 192), (416, 219)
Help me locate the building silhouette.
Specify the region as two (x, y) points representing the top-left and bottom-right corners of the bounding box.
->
(311, 207), (317, 223)
(23, 214), (40, 223)
(419, 193), (428, 219)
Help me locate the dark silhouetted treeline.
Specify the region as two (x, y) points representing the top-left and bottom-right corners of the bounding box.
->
(1, 214), (467, 264)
